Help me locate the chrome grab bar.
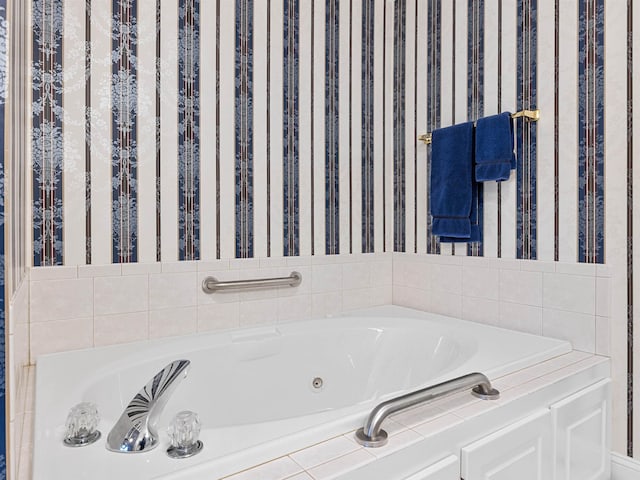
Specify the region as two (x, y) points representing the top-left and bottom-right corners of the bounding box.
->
(202, 271), (302, 293)
(355, 372), (499, 447)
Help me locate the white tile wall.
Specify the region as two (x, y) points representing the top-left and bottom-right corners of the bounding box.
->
(311, 292), (344, 318)
(312, 264), (343, 293)
(596, 315), (611, 356)
(94, 311), (149, 347)
(498, 302), (543, 335)
(543, 272), (595, 314)
(30, 278), (93, 322)
(197, 303), (240, 332)
(30, 318), (93, 362)
(239, 299), (279, 327)
(149, 272), (197, 309)
(27, 253), (393, 358)
(25, 252), (611, 361)
(499, 269), (543, 306)
(429, 291), (463, 318)
(542, 309), (596, 353)
(94, 275), (148, 315)
(149, 307), (198, 339)
(8, 277), (30, 480)
(462, 265), (499, 300)
(392, 253), (612, 354)
(122, 262), (162, 275)
(462, 296), (500, 326)
(78, 264), (122, 278)
(15, 366), (34, 480)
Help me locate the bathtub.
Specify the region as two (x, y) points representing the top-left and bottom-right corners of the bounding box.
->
(33, 305), (571, 479)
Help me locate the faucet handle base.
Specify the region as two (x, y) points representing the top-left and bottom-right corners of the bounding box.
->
(167, 440), (204, 459)
(64, 430), (101, 448)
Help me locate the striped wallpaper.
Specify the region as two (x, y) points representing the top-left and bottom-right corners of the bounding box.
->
(31, 0), (399, 265)
(31, 0), (607, 266)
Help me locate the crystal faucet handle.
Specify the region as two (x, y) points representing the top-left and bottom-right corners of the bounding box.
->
(64, 402), (102, 447)
(166, 410), (204, 458)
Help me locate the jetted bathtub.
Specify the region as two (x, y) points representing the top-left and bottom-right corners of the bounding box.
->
(33, 305), (571, 479)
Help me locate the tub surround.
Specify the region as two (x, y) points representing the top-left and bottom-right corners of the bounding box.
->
(392, 253), (611, 356)
(207, 351), (609, 480)
(26, 252), (610, 360)
(32, 306), (582, 479)
(27, 253), (392, 361)
(8, 276), (30, 480)
(203, 352), (610, 480)
(20, 349), (610, 480)
(22, 252), (613, 478)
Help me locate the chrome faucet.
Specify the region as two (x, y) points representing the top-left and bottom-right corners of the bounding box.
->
(106, 359), (191, 453)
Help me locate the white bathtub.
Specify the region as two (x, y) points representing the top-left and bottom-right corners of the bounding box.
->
(33, 306), (571, 479)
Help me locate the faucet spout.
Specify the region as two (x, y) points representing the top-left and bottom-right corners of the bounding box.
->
(106, 359), (191, 453)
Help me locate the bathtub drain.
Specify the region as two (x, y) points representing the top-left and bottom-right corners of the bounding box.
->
(312, 377), (323, 389)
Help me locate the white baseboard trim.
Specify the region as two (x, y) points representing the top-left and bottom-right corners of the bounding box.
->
(612, 452), (640, 479)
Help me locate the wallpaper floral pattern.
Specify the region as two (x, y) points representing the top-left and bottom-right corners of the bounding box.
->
(178, 0), (200, 261)
(32, 0), (64, 267)
(111, 0), (138, 263)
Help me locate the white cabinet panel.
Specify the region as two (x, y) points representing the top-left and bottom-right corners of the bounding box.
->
(403, 455), (459, 480)
(461, 409), (553, 480)
(552, 378), (611, 480)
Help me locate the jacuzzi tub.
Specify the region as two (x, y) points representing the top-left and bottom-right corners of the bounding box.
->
(33, 305), (571, 479)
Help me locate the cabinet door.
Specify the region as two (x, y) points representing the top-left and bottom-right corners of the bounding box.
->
(403, 455), (459, 480)
(461, 409), (553, 480)
(551, 378), (611, 480)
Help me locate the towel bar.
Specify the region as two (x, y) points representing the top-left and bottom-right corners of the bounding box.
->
(418, 108), (540, 145)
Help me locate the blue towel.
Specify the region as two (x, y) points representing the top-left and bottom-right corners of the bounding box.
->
(474, 112), (515, 182)
(439, 175), (482, 243)
(430, 121), (474, 239)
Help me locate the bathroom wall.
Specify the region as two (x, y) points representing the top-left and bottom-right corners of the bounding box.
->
(385, 0), (631, 459)
(31, 0), (393, 266)
(15, 0), (639, 469)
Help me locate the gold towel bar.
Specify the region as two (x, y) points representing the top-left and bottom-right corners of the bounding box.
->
(418, 109), (540, 145)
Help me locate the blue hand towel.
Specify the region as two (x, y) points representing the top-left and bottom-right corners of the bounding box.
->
(475, 112), (515, 182)
(430, 121), (474, 239)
